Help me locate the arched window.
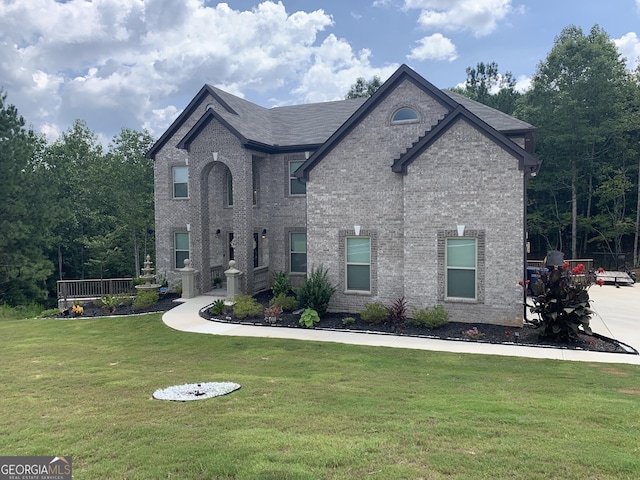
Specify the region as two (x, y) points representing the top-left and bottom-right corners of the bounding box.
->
(392, 108), (419, 123)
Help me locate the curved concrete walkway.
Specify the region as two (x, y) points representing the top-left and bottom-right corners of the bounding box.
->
(162, 286), (640, 365)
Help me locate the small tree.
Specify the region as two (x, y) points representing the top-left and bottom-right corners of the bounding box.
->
(529, 263), (598, 341)
(296, 265), (336, 316)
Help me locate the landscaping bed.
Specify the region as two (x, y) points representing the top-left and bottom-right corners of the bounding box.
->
(57, 293), (181, 318)
(200, 291), (636, 355)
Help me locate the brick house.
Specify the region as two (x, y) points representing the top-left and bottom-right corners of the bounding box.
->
(147, 64), (540, 326)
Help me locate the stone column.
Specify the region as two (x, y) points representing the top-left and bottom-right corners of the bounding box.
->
(225, 260), (242, 301)
(179, 259), (199, 299)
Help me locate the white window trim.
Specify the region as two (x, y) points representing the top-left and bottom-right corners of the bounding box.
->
(345, 236), (371, 293)
(174, 232), (190, 269)
(289, 232), (307, 274)
(172, 166), (189, 199)
(445, 237), (477, 301)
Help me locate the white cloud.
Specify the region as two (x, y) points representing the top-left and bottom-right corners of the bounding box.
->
(407, 34), (458, 62)
(0, 0), (353, 140)
(291, 35), (399, 103)
(403, 0), (516, 37)
(614, 32), (640, 71)
(514, 74), (531, 93)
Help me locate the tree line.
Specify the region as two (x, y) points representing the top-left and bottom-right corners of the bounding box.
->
(0, 99), (155, 306)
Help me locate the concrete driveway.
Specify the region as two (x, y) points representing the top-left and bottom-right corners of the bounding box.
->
(585, 284), (640, 353)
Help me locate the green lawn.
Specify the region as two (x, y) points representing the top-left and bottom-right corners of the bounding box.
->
(1, 312), (639, 479)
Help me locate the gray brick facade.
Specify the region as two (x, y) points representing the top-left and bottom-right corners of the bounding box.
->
(148, 65), (539, 326)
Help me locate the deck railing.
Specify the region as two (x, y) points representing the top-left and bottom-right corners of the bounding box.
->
(210, 265), (225, 286)
(57, 278), (135, 301)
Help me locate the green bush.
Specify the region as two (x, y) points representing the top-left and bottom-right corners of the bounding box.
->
(360, 302), (387, 324)
(133, 290), (159, 310)
(342, 316), (356, 326)
(299, 308), (320, 328)
(411, 305), (449, 328)
(0, 303), (44, 320)
(271, 271), (292, 298)
(232, 294), (262, 319)
(269, 294), (299, 312)
(296, 265), (336, 316)
(209, 299), (226, 316)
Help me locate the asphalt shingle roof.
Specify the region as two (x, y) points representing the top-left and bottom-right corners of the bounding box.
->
(147, 64), (536, 159)
(206, 86), (533, 149)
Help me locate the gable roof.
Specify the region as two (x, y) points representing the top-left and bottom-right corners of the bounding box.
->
(295, 64), (537, 180)
(391, 105), (540, 174)
(146, 85), (367, 158)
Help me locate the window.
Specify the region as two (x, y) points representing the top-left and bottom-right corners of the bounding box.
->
(173, 166), (188, 198)
(392, 108), (418, 123)
(175, 232), (190, 269)
(290, 232), (307, 274)
(252, 163), (258, 206)
(346, 237), (370, 292)
(289, 160), (306, 195)
(226, 170), (233, 206)
(253, 232), (259, 268)
(446, 238), (476, 299)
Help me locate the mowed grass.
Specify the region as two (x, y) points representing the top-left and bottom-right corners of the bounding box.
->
(1, 312), (639, 479)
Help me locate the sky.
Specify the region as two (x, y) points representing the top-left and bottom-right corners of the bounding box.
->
(1, 0), (639, 146)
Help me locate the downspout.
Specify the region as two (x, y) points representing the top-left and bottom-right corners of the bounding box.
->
(523, 169), (528, 323)
(523, 164), (538, 323)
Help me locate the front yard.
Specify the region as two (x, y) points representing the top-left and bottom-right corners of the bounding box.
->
(1, 312), (639, 479)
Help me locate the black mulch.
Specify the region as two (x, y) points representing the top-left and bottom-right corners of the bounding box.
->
(198, 291), (637, 355)
(57, 293), (181, 318)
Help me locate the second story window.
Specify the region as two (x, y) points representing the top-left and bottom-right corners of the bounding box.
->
(289, 160), (306, 195)
(391, 108), (419, 124)
(173, 166), (188, 198)
(226, 170), (233, 206)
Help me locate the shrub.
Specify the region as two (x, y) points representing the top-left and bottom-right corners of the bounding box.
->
(296, 265), (336, 317)
(269, 294), (299, 312)
(360, 302), (387, 324)
(209, 299), (226, 316)
(342, 316), (356, 326)
(299, 308), (320, 328)
(264, 305), (282, 324)
(411, 305), (449, 329)
(100, 294), (129, 313)
(530, 266), (594, 341)
(133, 290), (159, 310)
(386, 297), (407, 325)
(463, 326), (484, 340)
(0, 303), (44, 320)
(271, 271), (292, 298)
(232, 294), (262, 319)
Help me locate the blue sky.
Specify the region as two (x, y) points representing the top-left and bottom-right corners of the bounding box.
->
(0, 0), (638, 145)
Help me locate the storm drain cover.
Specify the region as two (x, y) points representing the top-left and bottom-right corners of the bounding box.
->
(152, 382), (241, 401)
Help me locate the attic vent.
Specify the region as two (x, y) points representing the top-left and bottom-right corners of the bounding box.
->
(392, 108), (419, 124)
